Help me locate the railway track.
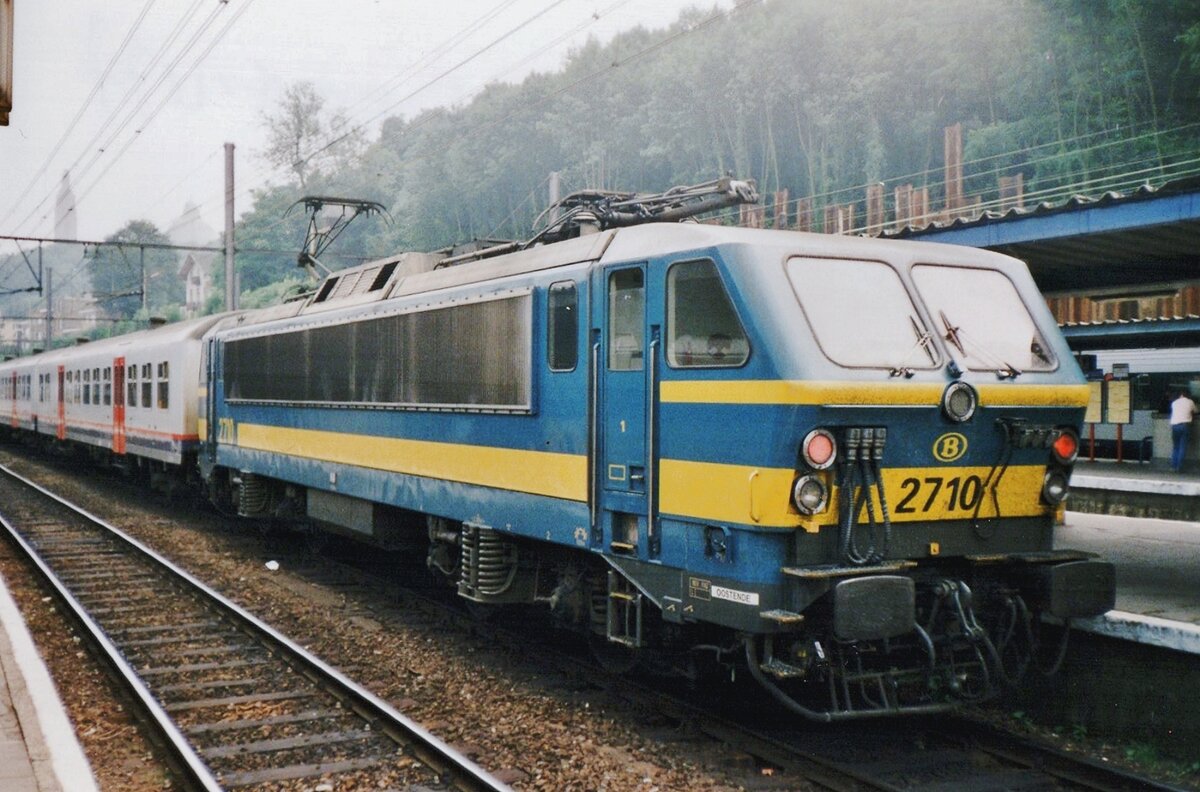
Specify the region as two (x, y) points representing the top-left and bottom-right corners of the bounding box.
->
(0, 451), (1192, 792)
(692, 712), (1191, 791)
(270, 542), (1189, 792)
(165, 508), (1188, 792)
(0, 462), (508, 792)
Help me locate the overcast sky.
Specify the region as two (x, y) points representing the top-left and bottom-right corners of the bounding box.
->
(1, 0), (724, 247)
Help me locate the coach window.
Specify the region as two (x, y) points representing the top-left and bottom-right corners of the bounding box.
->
(158, 362), (169, 409)
(548, 281), (578, 372)
(103, 367), (111, 406)
(608, 269), (644, 371)
(127, 366), (137, 407)
(666, 259), (749, 368)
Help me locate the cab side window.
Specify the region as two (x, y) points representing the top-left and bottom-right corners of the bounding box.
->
(666, 259), (750, 368)
(547, 281), (578, 372)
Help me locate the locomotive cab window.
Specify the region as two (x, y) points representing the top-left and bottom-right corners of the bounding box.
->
(788, 256), (939, 370)
(547, 281), (578, 372)
(911, 265), (1056, 372)
(666, 259), (749, 368)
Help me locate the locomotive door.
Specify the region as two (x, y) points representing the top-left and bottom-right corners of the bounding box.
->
(592, 263), (660, 558)
(203, 338), (217, 462)
(113, 356), (126, 454)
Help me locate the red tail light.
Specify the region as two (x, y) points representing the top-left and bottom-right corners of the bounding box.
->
(803, 429), (837, 469)
(1052, 429), (1079, 464)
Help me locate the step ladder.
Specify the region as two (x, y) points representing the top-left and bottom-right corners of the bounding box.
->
(606, 570), (644, 648)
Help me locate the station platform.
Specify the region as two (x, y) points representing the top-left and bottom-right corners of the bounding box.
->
(1071, 457), (1200, 500)
(1062, 458), (1200, 656)
(0, 572), (98, 792)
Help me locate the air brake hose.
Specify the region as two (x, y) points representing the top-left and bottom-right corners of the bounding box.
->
(838, 446), (892, 566)
(868, 455), (892, 564)
(839, 459), (875, 565)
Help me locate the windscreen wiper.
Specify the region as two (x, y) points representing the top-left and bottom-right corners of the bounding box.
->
(939, 310), (965, 356)
(888, 315), (937, 378)
(939, 310), (1021, 379)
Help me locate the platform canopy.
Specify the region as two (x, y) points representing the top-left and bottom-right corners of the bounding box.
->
(894, 178), (1200, 295)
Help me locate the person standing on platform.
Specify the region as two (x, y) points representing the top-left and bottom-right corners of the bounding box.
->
(1170, 390), (1196, 472)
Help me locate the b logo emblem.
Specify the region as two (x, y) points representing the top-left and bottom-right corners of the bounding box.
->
(933, 432), (968, 462)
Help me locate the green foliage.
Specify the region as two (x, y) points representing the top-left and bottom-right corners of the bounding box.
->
(1125, 741), (1160, 765)
(229, 0), (1200, 293)
(239, 276), (310, 309)
(88, 221), (181, 320)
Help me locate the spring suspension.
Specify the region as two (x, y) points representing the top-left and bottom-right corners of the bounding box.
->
(837, 427), (891, 565)
(236, 471), (270, 517)
(458, 523), (519, 602)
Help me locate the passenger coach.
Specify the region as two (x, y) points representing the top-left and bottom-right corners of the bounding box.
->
(2, 315), (225, 483)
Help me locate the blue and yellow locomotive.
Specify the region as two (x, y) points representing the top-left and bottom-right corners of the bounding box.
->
(197, 181), (1115, 720)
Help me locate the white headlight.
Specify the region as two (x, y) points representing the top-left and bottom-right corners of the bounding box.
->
(942, 381), (978, 423)
(793, 475), (828, 515)
(1042, 470), (1070, 504)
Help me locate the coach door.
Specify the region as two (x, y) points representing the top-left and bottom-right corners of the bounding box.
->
(113, 356), (126, 454)
(592, 263), (660, 559)
(57, 366), (66, 440)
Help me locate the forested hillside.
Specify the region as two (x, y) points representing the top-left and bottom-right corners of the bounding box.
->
(231, 0), (1200, 297)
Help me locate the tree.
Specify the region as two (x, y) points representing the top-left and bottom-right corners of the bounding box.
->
(88, 221), (180, 320)
(261, 82), (365, 189)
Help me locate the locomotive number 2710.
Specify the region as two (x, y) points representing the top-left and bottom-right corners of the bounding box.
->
(894, 475), (985, 514)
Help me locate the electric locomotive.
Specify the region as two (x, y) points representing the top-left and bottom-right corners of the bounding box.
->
(196, 179), (1115, 720)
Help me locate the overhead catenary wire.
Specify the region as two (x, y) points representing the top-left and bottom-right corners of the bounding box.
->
(13, 0), (231, 236)
(292, 0), (577, 176)
(0, 0), (161, 230)
(67, 0), (260, 223)
(176, 0), (564, 229)
(8, 0), (218, 236)
(206, 0), (688, 236)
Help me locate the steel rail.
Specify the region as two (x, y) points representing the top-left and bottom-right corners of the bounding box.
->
(0, 462), (510, 792)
